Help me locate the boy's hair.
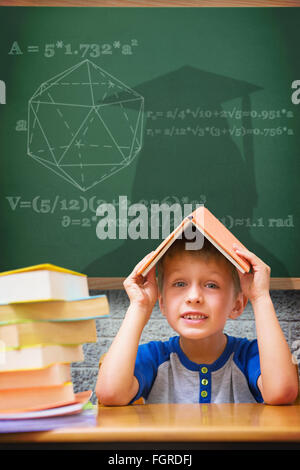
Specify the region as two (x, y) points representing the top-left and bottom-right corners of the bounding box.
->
(156, 233), (241, 295)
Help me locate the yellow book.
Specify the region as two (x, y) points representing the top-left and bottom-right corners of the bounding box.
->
(0, 320), (97, 349)
(0, 264), (85, 277)
(0, 295), (109, 325)
(0, 263), (89, 303)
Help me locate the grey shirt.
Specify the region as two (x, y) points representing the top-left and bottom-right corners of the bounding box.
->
(132, 335), (263, 404)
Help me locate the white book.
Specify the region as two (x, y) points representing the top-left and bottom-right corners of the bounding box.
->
(0, 264), (89, 303)
(0, 344), (84, 372)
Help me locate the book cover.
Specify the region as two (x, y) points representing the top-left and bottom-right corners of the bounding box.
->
(0, 264), (86, 277)
(137, 206), (251, 277)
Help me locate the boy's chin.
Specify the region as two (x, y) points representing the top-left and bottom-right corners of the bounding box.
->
(178, 326), (225, 341)
(178, 330), (209, 340)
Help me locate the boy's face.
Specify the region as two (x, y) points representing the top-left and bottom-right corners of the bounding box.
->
(158, 251), (245, 341)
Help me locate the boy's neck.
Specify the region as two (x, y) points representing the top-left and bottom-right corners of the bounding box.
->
(179, 332), (227, 365)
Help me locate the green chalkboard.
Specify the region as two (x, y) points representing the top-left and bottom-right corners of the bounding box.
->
(0, 7), (299, 278)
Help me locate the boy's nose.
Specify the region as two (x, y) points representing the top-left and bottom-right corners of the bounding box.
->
(186, 286), (203, 304)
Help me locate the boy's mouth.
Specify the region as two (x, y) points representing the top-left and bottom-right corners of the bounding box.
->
(181, 312), (208, 320)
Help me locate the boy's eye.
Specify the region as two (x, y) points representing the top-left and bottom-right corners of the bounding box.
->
(173, 281), (186, 287)
(206, 282), (218, 289)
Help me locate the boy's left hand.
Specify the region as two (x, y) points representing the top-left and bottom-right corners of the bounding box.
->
(233, 244), (271, 304)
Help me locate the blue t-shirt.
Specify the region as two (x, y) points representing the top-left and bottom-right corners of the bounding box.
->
(132, 335), (263, 404)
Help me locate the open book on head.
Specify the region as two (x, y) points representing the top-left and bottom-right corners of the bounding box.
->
(136, 206), (251, 277)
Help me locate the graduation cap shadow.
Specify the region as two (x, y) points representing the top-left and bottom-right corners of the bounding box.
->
(86, 66), (290, 280)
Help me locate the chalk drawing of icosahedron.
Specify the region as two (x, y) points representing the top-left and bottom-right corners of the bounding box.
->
(27, 59), (144, 191)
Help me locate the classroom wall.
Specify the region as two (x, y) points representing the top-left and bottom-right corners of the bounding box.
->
(72, 288), (300, 403)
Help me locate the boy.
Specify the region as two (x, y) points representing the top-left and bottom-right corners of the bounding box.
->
(96, 236), (298, 405)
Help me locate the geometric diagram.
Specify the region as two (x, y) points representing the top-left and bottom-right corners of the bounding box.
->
(27, 59), (144, 191)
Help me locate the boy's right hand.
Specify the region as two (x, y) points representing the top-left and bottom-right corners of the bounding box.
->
(123, 252), (158, 320)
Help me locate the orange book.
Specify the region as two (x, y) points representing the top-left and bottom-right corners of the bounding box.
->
(137, 206), (251, 277)
(0, 363), (71, 390)
(0, 390), (92, 419)
(0, 382), (76, 413)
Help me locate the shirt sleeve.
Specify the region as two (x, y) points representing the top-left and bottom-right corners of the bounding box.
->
(235, 338), (263, 403)
(129, 340), (168, 404)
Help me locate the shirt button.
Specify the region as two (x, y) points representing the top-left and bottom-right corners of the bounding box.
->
(201, 367), (208, 374)
(201, 390), (208, 398)
(201, 378), (208, 386)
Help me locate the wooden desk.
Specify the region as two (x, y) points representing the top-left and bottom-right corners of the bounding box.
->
(0, 404), (300, 450)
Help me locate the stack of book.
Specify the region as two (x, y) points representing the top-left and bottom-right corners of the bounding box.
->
(0, 264), (109, 419)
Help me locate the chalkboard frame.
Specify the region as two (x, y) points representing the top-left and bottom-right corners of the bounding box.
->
(1, 0), (299, 289)
(0, 1), (300, 7)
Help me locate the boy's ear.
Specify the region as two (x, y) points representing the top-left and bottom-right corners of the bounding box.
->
(229, 293), (248, 320)
(158, 292), (166, 317)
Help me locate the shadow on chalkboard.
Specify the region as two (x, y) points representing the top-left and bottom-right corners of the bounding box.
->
(85, 66), (290, 280)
